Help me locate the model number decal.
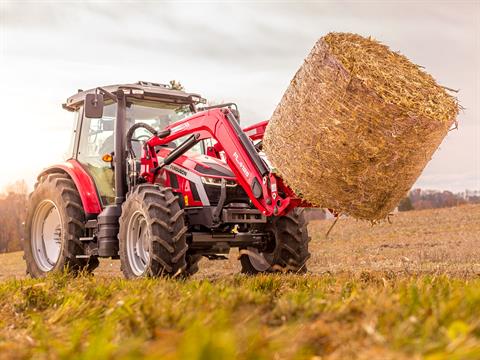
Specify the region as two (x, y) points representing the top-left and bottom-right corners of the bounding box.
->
(233, 152), (250, 179)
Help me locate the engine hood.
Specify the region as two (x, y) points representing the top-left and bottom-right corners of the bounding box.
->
(157, 148), (235, 179)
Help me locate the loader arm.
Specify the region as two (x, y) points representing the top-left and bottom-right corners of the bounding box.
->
(243, 120), (269, 141)
(140, 108), (299, 217)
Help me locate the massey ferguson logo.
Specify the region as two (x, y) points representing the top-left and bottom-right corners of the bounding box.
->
(233, 152), (250, 179)
(170, 164), (187, 177)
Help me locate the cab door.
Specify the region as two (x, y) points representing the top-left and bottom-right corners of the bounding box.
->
(77, 103), (116, 206)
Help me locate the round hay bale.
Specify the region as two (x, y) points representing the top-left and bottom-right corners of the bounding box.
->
(264, 32), (459, 221)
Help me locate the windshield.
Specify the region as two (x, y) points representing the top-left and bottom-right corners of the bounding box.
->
(126, 101), (203, 154)
(77, 100), (196, 205)
(127, 100), (194, 130)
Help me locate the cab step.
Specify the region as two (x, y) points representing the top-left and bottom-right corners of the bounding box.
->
(79, 236), (94, 242)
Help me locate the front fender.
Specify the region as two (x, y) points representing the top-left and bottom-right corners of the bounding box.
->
(39, 159), (102, 215)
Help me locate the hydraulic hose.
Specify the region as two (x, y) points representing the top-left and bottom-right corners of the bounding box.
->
(126, 122), (158, 158)
(126, 123), (171, 159)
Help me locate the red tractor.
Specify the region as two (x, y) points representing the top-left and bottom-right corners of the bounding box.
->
(25, 82), (311, 278)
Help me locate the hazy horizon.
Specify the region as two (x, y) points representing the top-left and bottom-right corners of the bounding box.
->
(1, 1), (478, 193)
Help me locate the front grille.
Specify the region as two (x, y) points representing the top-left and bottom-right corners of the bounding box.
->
(204, 184), (249, 205)
(169, 173), (179, 189)
(190, 181), (201, 202)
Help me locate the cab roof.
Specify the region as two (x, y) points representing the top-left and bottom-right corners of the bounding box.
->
(63, 81), (206, 112)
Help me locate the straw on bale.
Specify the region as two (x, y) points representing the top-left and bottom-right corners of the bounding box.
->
(264, 32), (459, 221)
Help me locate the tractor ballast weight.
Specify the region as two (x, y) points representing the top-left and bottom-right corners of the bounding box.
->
(24, 82), (312, 278)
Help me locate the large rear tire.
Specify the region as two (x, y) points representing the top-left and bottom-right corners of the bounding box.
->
(119, 184), (188, 278)
(24, 173), (99, 278)
(240, 208), (310, 274)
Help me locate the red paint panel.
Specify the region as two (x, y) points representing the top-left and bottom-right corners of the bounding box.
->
(40, 160), (102, 214)
(243, 120), (268, 141)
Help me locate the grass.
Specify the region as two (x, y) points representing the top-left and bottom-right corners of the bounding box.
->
(0, 272), (479, 359)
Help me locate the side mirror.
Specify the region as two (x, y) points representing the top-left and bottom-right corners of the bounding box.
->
(85, 93), (104, 118)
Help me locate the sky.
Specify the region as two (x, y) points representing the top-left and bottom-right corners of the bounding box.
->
(0, 0), (479, 192)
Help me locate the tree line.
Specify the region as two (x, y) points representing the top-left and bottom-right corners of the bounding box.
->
(398, 188), (480, 212)
(0, 180), (28, 253)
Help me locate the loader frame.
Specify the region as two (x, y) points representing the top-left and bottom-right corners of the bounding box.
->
(36, 83), (308, 260)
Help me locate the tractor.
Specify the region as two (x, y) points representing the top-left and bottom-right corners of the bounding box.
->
(25, 81), (311, 278)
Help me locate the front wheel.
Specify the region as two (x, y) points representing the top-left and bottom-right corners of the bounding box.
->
(119, 184), (188, 278)
(240, 208), (310, 274)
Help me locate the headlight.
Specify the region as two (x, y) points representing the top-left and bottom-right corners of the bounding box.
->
(201, 177), (237, 187)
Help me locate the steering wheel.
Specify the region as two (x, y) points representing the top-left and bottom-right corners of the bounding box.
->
(131, 134), (151, 143)
(128, 134), (153, 159)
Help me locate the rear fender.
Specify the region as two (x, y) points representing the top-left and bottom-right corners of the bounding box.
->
(38, 159), (102, 215)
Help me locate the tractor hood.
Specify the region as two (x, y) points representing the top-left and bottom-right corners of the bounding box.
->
(157, 148), (235, 180)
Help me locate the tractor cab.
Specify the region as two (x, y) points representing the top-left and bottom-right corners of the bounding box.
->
(63, 81), (208, 206)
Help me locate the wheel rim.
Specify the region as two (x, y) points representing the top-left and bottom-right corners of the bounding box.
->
(126, 211), (151, 276)
(31, 200), (62, 271)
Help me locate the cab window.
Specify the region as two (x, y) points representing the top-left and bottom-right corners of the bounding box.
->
(77, 103), (116, 205)
(65, 107), (82, 160)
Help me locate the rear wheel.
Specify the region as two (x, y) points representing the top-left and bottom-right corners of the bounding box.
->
(240, 208), (310, 274)
(119, 184), (188, 278)
(24, 173), (99, 278)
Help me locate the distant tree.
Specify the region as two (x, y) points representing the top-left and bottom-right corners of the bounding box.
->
(409, 188), (422, 203)
(4, 179), (28, 196)
(467, 195), (480, 204)
(414, 199), (434, 210)
(0, 180), (29, 253)
(406, 188), (468, 211)
(397, 196), (413, 211)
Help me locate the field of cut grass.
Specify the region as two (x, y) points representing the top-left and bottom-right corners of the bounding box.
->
(1, 204), (480, 359)
(0, 273), (479, 359)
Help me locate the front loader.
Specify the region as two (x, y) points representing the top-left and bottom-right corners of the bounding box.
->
(25, 82), (311, 278)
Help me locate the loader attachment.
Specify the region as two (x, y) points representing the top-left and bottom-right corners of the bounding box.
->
(140, 108), (301, 217)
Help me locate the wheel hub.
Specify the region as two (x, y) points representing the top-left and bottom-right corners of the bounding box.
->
(31, 200), (62, 271)
(126, 211), (151, 276)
